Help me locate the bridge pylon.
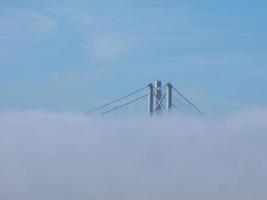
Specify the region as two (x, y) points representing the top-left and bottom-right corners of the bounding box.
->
(87, 80), (203, 116)
(147, 80), (172, 116)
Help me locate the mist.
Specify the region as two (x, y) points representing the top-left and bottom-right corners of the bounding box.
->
(1, 109), (267, 200)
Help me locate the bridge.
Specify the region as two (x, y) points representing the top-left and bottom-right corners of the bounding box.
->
(87, 81), (203, 117)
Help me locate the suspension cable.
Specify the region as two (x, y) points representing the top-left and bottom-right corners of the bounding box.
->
(102, 94), (148, 115)
(172, 86), (204, 115)
(86, 86), (148, 114)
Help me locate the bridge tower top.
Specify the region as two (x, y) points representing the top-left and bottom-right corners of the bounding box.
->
(147, 80), (173, 116)
(87, 80), (203, 116)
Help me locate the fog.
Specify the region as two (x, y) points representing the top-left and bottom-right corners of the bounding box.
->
(0, 109), (267, 200)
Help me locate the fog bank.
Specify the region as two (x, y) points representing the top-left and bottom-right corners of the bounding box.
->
(0, 109), (267, 200)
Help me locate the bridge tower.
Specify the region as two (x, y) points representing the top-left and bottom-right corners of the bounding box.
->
(88, 80), (202, 116)
(147, 83), (154, 116)
(154, 80), (162, 115)
(147, 80), (173, 116)
(166, 83), (172, 112)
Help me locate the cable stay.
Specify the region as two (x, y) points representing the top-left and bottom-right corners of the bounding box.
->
(172, 86), (204, 115)
(172, 103), (195, 116)
(86, 81), (204, 116)
(86, 85), (148, 114)
(102, 94), (148, 115)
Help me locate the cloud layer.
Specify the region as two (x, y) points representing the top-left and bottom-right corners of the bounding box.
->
(0, 109), (267, 200)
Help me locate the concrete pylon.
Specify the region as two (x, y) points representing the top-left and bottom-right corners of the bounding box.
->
(154, 80), (162, 115)
(147, 83), (154, 116)
(147, 80), (173, 117)
(166, 83), (172, 113)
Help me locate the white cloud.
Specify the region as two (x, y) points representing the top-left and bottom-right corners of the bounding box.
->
(51, 6), (94, 26)
(0, 9), (54, 39)
(45, 4), (130, 61)
(83, 35), (129, 61)
(0, 109), (267, 199)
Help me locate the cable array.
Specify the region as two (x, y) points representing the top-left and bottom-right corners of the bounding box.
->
(87, 82), (204, 116)
(102, 94), (148, 114)
(172, 86), (204, 115)
(86, 85), (148, 114)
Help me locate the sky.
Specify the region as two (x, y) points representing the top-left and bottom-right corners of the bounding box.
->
(0, 0), (267, 114)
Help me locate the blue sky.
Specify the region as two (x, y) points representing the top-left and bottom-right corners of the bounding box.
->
(0, 0), (266, 114)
